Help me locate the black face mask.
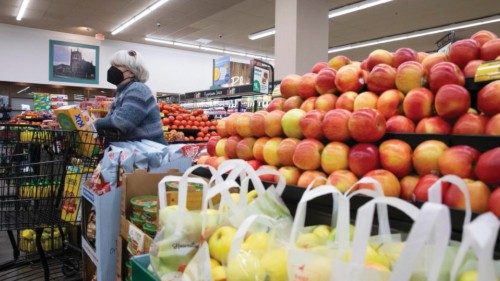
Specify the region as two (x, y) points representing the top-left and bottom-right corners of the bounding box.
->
(107, 66), (124, 85)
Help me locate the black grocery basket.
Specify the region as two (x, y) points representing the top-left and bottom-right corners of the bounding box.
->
(0, 124), (75, 280)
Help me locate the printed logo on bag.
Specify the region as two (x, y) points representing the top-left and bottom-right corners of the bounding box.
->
(74, 113), (85, 128)
(172, 242), (198, 250)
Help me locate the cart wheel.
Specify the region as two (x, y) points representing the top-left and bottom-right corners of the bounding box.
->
(61, 258), (79, 277)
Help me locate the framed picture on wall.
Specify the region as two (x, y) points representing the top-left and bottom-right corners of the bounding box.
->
(49, 40), (99, 84)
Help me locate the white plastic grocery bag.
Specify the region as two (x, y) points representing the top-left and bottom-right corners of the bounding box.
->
(332, 197), (451, 281)
(150, 164), (227, 280)
(449, 212), (499, 281)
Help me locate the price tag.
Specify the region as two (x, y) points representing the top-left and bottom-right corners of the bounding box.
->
(475, 60), (500, 82)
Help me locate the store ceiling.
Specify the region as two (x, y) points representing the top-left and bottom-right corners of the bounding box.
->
(0, 0), (499, 60)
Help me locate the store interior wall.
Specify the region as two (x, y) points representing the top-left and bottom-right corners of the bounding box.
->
(0, 23), (250, 94)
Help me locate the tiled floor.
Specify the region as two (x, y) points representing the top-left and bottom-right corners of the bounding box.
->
(0, 231), (82, 281)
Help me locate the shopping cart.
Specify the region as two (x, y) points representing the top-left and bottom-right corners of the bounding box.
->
(0, 124), (75, 280)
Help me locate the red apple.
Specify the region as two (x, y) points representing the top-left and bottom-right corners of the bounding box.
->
(280, 74), (301, 98)
(247, 159), (263, 170)
(395, 61), (426, 93)
(403, 88), (434, 122)
(253, 137), (270, 162)
(335, 91), (357, 111)
(283, 96), (304, 112)
(471, 30), (497, 46)
(299, 97), (317, 112)
(415, 116), (451, 134)
(277, 138), (300, 166)
(263, 137), (283, 166)
(418, 52), (429, 63)
(438, 145), (480, 178)
(434, 84), (471, 119)
(379, 139), (413, 178)
(452, 113), (489, 135)
(235, 113), (253, 137)
(480, 38), (500, 61)
(250, 111), (267, 137)
(278, 166), (301, 186)
(463, 60), (484, 78)
(376, 89), (404, 119)
(328, 55), (351, 70)
(298, 73), (319, 99)
(413, 174), (448, 202)
(353, 91), (378, 111)
(448, 39), (480, 69)
(477, 80), (500, 116)
(258, 165), (278, 182)
(386, 115), (416, 133)
(235, 137), (257, 161)
(297, 170), (327, 188)
(327, 170), (358, 193)
(207, 136), (221, 156)
(412, 140), (449, 176)
(267, 97), (285, 112)
(366, 49), (394, 70)
(444, 179), (491, 213)
(357, 169), (401, 197)
(488, 187), (500, 217)
(348, 109), (386, 143)
(322, 109), (351, 142)
(314, 93), (337, 112)
(321, 142), (350, 174)
(335, 64), (364, 93)
(428, 62), (465, 93)
(292, 139), (324, 171)
(315, 68), (337, 94)
(299, 110), (324, 139)
(311, 62), (328, 74)
(348, 143), (380, 177)
(282, 108), (306, 138)
(475, 147), (500, 185)
(264, 110), (285, 137)
(393, 47), (418, 68)
(367, 64), (397, 94)
(225, 135), (242, 159)
(485, 113), (500, 135)
(422, 52), (448, 74)
(400, 175), (420, 201)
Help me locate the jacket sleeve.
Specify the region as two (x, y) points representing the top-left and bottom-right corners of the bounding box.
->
(94, 85), (149, 134)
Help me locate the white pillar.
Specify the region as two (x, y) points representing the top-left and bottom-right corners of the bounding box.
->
(275, 0), (330, 79)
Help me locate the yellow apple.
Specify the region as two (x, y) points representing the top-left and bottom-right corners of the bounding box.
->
(296, 232), (322, 249)
(208, 226), (237, 264)
(246, 190), (258, 203)
(343, 246), (391, 269)
(242, 232), (269, 257)
(262, 248), (288, 281)
(312, 225), (331, 242)
(210, 258), (221, 269)
(329, 224), (355, 242)
(226, 252), (265, 281)
(211, 265), (227, 281)
(458, 270), (478, 281)
(377, 242), (405, 264)
(365, 262), (391, 273)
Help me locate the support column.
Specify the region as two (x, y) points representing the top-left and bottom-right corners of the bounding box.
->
(275, 0), (329, 79)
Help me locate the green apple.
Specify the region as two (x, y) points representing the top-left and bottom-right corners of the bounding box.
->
(226, 252), (265, 281)
(208, 226), (237, 264)
(312, 225), (331, 242)
(458, 270), (478, 281)
(329, 224), (355, 242)
(211, 265), (227, 281)
(242, 232), (269, 257)
(261, 248), (288, 281)
(296, 232), (322, 249)
(246, 190), (258, 203)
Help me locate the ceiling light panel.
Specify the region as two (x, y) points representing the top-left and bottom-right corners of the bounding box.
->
(112, 0), (170, 35)
(16, 0), (31, 21)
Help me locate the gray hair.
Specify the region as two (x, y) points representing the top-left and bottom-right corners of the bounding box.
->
(110, 50), (149, 83)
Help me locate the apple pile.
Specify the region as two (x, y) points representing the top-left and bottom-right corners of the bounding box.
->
(158, 102), (219, 141)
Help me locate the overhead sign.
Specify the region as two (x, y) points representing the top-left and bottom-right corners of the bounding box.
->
(213, 56), (230, 86)
(252, 66), (270, 94)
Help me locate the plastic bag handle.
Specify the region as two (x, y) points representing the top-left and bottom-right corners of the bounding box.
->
(255, 166), (287, 196)
(428, 175), (471, 228)
(228, 214), (276, 262)
(346, 177), (392, 239)
(290, 185), (349, 248)
(218, 160), (268, 195)
(390, 202), (451, 281)
(449, 212), (499, 281)
(157, 164), (217, 209)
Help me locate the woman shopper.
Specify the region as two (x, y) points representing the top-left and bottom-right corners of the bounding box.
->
(95, 50), (165, 144)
